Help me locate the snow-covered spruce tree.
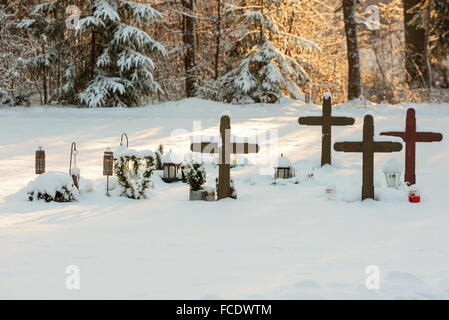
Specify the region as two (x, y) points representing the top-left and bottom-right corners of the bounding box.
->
(77, 0), (167, 107)
(220, 0), (318, 103)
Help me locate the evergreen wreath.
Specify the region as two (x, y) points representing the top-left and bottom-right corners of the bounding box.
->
(114, 152), (155, 199)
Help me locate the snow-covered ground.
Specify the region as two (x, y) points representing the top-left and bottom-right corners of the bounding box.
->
(1, 98), (449, 299)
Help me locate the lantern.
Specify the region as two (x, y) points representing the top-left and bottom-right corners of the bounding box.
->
(161, 151), (182, 183)
(325, 184), (336, 200)
(103, 149), (114, 176)
(383, 158), (402, 189)
(103, 149), (113, 196)
(35, 146), (45, 174)
(274, 154), (294, 179)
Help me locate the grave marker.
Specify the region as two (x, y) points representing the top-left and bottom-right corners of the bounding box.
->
(380, 108), (443, 185)
(298, 94), (355, 166)
(334, 115), (403, 200)
(190, 115), (259, 200)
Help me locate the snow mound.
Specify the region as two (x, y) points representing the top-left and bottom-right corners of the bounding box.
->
(162, 152), (181, 164)
(275, 154), (292, 168)
(26, 171), (79, 202)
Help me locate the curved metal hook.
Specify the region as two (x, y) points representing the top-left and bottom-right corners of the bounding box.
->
(120, 133), (129, 148)
(69, 141), (77, 174)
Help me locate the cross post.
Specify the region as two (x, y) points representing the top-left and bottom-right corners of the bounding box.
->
(334, 115), (403, 200)
(190, 115), (259, 200)
(380, 108), (443, 185)
(298, 94), (355, 166)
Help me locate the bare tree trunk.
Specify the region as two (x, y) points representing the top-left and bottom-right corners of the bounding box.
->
(403, 0), (428, 88)
(42, 43), (48, 105)
(342, 0), (362, 100)
(214, 0), (222, 80)
(182, 0), (197, 97)
(424, 0), (432, 94)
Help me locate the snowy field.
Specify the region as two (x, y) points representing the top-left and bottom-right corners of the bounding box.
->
(1, 98), (449, 299)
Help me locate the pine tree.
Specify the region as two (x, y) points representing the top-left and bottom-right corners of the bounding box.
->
(78, 0), (167, 107)
(220, 0), (317, 104)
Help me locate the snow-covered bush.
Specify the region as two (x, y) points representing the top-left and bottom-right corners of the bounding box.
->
(185, 161), (206, 191)
(27, 172), (78, 202)
(114, 149), (155, 199)
(220, 1), (318, 103)
(77, 0), (167, 107)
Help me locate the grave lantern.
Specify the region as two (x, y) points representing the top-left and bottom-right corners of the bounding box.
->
(383, 158), (402, 189)
(103, 148), (113, 196)
(35, 146), (45, 174)
(274, 154), (294, 179)
(161, 150), (182, 183)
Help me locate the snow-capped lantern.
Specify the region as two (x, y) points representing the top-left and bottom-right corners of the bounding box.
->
(69, 142), (80, 190)
(35, 146), (45, 174)
(408, 185), (421, 203)
(383, 158), (402, 189)
(162, 150), (182, 183)
(325, 184), (336, 200)
(274, 154), (294, 179)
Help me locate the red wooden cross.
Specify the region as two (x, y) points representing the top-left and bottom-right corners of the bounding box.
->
(380, 108), (443, 186)
(334, 115), (403, 200)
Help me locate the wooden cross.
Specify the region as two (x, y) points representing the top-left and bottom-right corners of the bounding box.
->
(334, 115), (403, 200)
(190, 115), (259, 200)
(380, 108), (443, 186)
(298, 94), (355, 166)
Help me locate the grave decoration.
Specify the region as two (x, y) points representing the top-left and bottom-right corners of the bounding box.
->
(408, 185), (420, 203)
(114, 148), (156, 200)
(298, 93), (355, 166)
(383, 158), (402, 189)
(27, 171), (79, 202)
(185, 160), (206, 200)
(35, 146), (45, 174)
(325, 184), (336, 200)
(274, 154), (295, 179)
(69, 142), (80, 190)
(190, 115), (259, 200)
(103, 148), (114, 196)
(380, 108), (443, 186)
(161, 150), (183, 183)
(334, 115), (403, 200)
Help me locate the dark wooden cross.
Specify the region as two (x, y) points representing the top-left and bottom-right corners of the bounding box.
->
(380, 108), (443, 186)
(190, 115), (259, 200)
(298, 94), (355, 166)
(334, 115), (403, 200)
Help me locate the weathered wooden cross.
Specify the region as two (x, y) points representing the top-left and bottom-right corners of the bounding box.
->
(190, 115), (259, 200)
(380, 108), (443, 186)
(334, 115), (403, 200)
(298, 94), (355, 166)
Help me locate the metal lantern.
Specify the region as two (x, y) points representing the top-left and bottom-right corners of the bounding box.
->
(103, 149), (114, 176)
(383, 158), (402, 189)
(161, 151), (182, 183)
(274, 154), (294, 179)
(35, 146), (45, 174)
(103, 149), (113, 196)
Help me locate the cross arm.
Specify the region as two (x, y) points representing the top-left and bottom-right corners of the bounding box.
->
(333, 142), (363, 152)
(415, 132), (443, 142)
(190, 142), (219, 154)
(330, 117), (355, 126)
(373, 142), (403, 152)
(298, 116), (323, 126)
(380, 131), (406, 140)
(231, 143), (259, 154)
